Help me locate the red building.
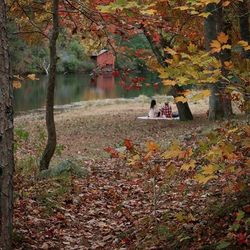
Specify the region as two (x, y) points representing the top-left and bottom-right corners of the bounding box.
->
(91, 49), (115, 74)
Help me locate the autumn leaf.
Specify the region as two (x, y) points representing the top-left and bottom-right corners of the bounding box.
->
(210, 40), (221, 53)
(224, 61), (233, 69)
(13, 80), (22, 89)
(238, 40), (250, 51)
(191, 89), (211, 101)
(217, 32), (228, 44)
(146, 141), (159, 152)
(152, 32), (160, 43)
(180, 160), (196, 171)
(194, 173), (217, 184)
(162, 79), (176, 86)
(202, 164), (218, 175)
(104, 147), (119, 158)
(222, 1), (231, 7)
(222, 44), (231, 50)
(164, 47), (177, 56)
(175, 96), (188, 103)
(140, 9), (157, 15)
(124, 138), (133, 151)
(198, 12), (211, 18)
(128, 154), (140, 165)
(162, 141), (181, 159)
(187, 43), (198, 53)
(27, 74), (39, 80)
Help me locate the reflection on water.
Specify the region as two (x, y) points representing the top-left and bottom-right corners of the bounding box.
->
(14, 72), (165, 112)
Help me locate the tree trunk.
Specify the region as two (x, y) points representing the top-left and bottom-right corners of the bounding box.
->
(142, 27), (193, 121)
(40, 0), (59, 171)
(204, 3), (232, 120)
(0, 1), (14, 249)
(239, 0), (250, 59)
(239, 0), (250, 114)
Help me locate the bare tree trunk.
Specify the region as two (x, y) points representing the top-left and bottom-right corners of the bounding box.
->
(40, 0), (59, 171)
(142, 27), (193, 121)
(0, 0), (14, 249)
(204, 3), (232, 120)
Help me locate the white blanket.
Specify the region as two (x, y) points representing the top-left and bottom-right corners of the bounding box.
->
(137, 116), (179, 120)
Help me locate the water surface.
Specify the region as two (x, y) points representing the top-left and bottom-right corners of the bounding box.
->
(14, 72), (165, 112)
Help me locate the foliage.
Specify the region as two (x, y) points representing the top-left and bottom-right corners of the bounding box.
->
(104, 121), (250, 248)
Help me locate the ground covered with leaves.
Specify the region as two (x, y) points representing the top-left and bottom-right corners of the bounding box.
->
(14, 100), (249, 249)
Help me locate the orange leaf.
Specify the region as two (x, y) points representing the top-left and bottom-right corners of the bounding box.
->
(146, 141), (159, 152)
(217, 32), (229, 44)
(13, 80), (22, 89)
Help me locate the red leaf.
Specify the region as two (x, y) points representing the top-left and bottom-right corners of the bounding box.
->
(124, 138), (133, 151)
(104, 147), (119, 158)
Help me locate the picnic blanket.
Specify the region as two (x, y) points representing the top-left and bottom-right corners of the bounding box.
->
(137, 116), (179, 120)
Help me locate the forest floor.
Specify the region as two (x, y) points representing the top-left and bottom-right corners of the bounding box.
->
(14, 97), (249, 249)
(15, 96), (211, 161)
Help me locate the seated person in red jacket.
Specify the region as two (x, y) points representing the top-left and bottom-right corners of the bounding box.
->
(160, 102), (179, 118)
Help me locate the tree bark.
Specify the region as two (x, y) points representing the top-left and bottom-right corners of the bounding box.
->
(40, 0), (59, 171)
(0, 0), (14, 249)
(238, 0), (250, 114)
(239, 0), (250, 59)
(142, 27), (193, 121)
(204, 3), (232, 120)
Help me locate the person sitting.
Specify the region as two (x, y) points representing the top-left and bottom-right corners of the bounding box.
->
(160, 102), (179, 118)
(148, 99), (160, 118)
(160, 102), (173, 118)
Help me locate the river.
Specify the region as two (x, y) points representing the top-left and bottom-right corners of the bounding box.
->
(14, 72), (166, 112)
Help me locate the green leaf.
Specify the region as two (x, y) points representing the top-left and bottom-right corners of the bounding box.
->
(236, 210), (245, 221)
(216, 241), (231, 249)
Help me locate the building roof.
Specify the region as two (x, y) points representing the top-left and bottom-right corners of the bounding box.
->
(91, 49), (108, 57)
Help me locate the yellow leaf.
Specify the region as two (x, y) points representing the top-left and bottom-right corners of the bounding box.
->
(202, 164), (218, 175)
(178, 76), (189, 84)
(187, 43), (198, 53)
(222, 44), (231, 50)
(27, 74), (39, 80)
(162, 141), (181, 159)
(13, 80), (22, 89)
(164, 47), (177, 56)
(191, 89), (211, 101)
(244, 46), (250, 51)
(198, 12), (211, 18)
(141, 9), (157, 15)
(181, 160), (196, 171)
(238, 40), (248, 47)
(128, 154), (140, 165)
(194, 174), (217, 184)
(217, 32), (229, 44)
(175, 96), (188, 103)
(190, 10), (199, 15)
(210, 40), (221, 53)
(13, 74), (23, 80)
(175, 212), (186, 222)
(162, 79), (176, 86)
(165, 163), (176, 178)
(174, 6), (190, 11)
